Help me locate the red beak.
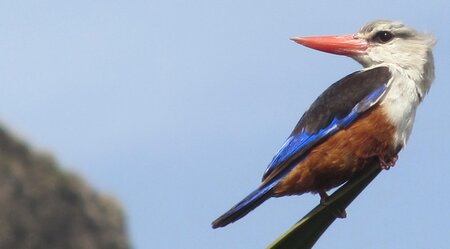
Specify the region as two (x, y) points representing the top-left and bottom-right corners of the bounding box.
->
(291, 35), (368, 56)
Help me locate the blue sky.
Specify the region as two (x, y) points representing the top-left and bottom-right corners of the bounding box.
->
(0, 1), (449, 248)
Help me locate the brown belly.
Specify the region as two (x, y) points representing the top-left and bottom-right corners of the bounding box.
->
(272, 106), (397, 197)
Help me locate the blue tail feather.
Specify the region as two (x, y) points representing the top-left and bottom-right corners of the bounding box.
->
(212, 184), (273, 229)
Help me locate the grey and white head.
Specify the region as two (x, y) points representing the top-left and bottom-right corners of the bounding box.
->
(353, 20), (435, 70)
(292, 20), (435, 74)
(291, 20), (435, 88)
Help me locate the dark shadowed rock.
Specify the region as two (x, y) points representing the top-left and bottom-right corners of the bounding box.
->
(0, 126), (130, 249)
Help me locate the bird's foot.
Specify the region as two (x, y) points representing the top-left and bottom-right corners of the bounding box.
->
(319, 191), (347, 218)
(378, 154), (398, 170)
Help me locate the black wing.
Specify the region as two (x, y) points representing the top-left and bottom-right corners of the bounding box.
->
(262, 66), (392, 182)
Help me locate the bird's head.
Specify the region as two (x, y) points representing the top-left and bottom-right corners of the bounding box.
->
(292, 20), (435, 72)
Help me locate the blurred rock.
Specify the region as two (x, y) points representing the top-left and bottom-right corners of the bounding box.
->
(0, 126), (130, 249)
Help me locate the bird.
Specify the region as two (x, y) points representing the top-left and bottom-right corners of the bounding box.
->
(211, 20), (435, 229)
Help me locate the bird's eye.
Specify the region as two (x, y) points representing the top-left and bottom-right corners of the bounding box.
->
(373, 31), (394, 43)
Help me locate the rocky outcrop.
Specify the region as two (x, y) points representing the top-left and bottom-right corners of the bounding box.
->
(0, 126), (130, 249)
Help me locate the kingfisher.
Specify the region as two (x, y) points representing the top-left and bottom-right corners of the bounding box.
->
(212, 20), (435, 229)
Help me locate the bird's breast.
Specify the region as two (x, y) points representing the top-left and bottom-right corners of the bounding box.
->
(380, 69), (422, 147)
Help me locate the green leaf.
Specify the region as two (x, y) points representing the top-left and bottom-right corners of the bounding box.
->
(267, 162), (381, 249)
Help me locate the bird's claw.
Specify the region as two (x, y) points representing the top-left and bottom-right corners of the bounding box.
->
(378, 154), (398, 170)
(319, 191), (347, 219)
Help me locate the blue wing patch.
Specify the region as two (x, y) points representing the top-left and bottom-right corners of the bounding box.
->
(262, 85), (387, 183)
